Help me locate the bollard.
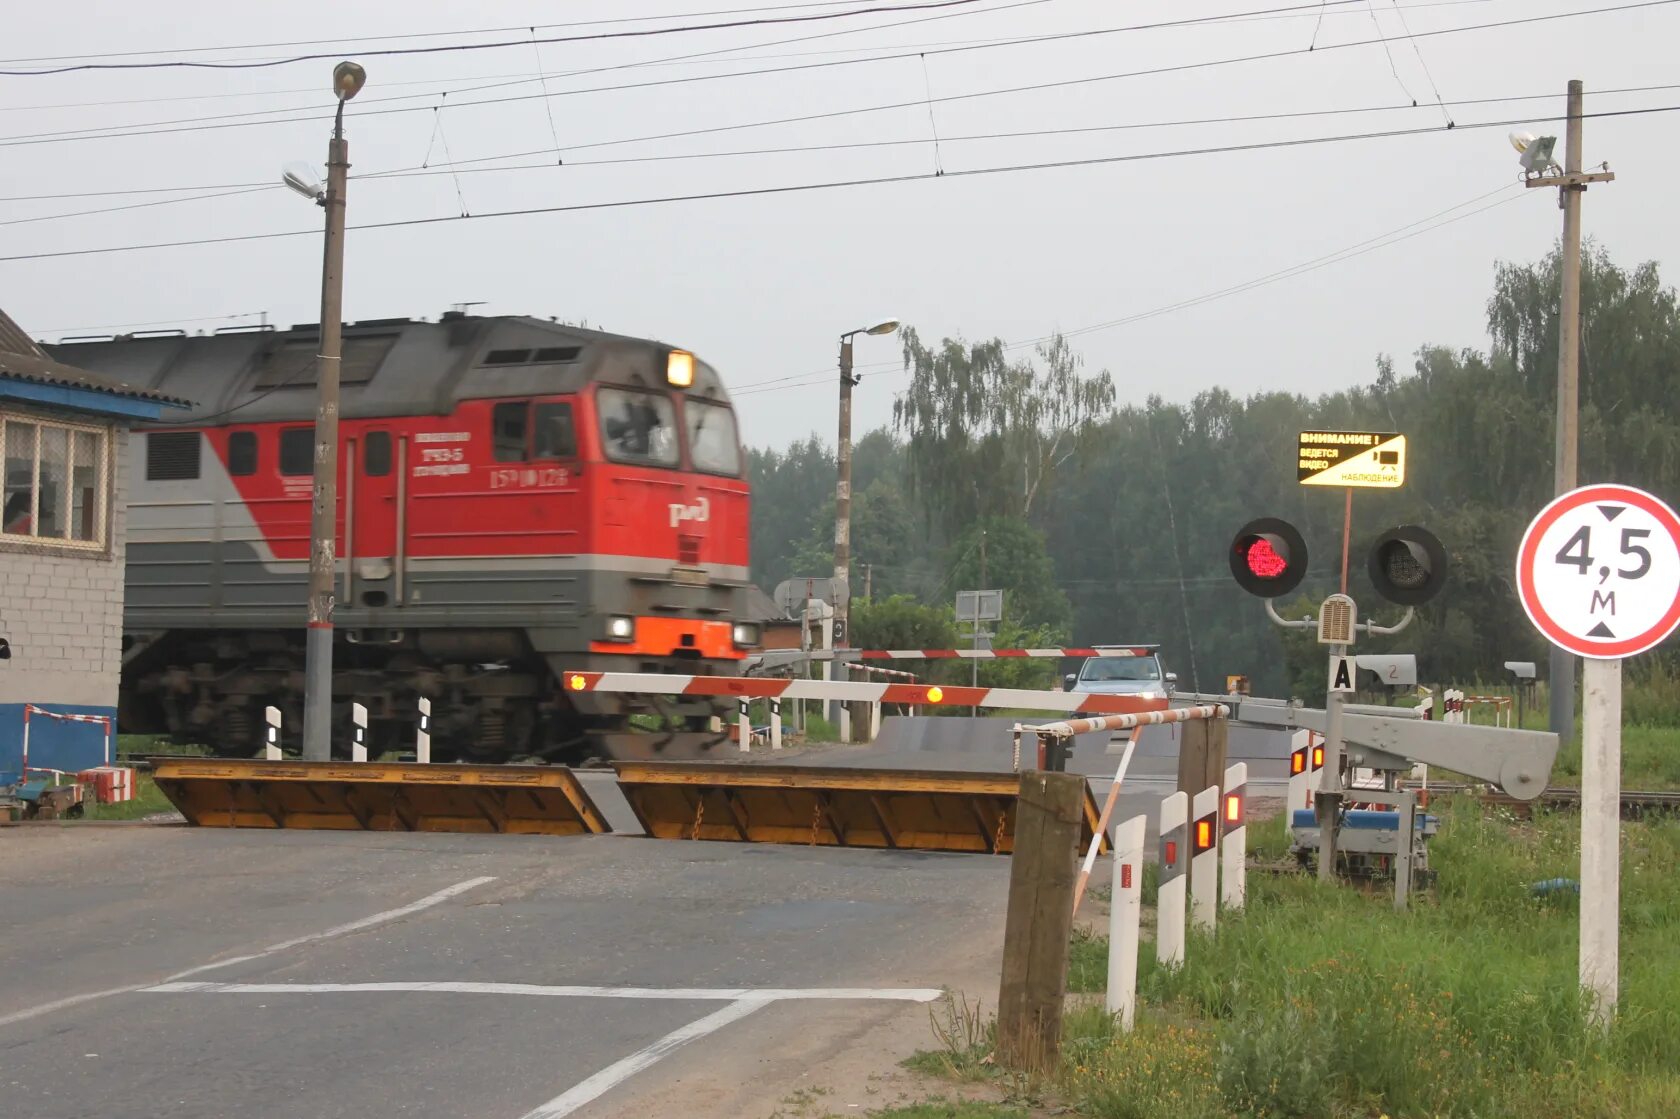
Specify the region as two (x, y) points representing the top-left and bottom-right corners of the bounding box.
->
(416, 697), (431, 764)
(1222, 763), (1247, 912)
(1308, 733), (1325, 802)
(1157, 791), (1189, 970)
(264, 705), (282, 762)
(870, 700), (882, 741)
(1107, 814), (1147, 1030)
(738, 699), (751, 752)
(770, 698), (783, 751)
(351, 702), (368, 763)
(1190, 785), (1219, 933)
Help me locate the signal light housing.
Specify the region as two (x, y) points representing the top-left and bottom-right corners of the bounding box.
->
(1367, 524), (1448, 606)
(1229, 517), (1309, 598)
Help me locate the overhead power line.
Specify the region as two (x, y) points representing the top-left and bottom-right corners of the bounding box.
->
(1, 0), (1664, 157)
(732, 184), (1532, 396)
(2, 104), (1669, 266)
(0, 0), (1360, 148)
(0, 0), (991, 75)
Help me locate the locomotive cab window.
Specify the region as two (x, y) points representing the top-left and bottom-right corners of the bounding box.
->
(533, 403), (576, 459)
(279, 427), (313, 476)
(492, 401), (527, 462)
(227, 431), (258, 477)
(597, 388), (678, 467)
(684, 399), (740, 476)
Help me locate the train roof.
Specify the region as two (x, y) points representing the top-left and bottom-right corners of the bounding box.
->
(41, 312), (727, 427)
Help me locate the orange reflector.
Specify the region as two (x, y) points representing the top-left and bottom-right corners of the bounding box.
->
(568, 674), (587, 691)
(1226, 793), (1242, 824)
(1291, 749), (1306, 775)
(1312, 745), (1325, 769)
(926, 686), (944, 703)
(1195, 820), (1213, 851)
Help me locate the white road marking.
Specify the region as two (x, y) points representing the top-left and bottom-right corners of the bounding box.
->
(518, 999), (770, 1119)
(167, 875), (498, 979)
(0, 876), (496, 1030)
(145, 981), (945, 1002)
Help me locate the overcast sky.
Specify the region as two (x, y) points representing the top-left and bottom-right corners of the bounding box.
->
(2, 0), (1672, 446)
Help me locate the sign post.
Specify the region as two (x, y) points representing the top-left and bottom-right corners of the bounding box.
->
(1517, 483), (1680, 1029)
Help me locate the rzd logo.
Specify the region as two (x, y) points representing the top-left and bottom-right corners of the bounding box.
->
(669, 496), (710, 528)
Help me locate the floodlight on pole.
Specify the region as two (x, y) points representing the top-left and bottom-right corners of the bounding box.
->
(282, 162), (324, 203)
(1510, 130), (1559, 177)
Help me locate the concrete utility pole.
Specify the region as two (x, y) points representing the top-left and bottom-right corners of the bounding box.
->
(301, 62), (367, 762)
(1524, 80), (1614, 741)
(832, 319), (898, 737)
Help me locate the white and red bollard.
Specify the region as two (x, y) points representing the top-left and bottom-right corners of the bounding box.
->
(1222, 762), (1247, 913)
(1107, 813), (1148, 1030)
(1190, 785), (1219, 933)
(1157, 791), (1189, 970)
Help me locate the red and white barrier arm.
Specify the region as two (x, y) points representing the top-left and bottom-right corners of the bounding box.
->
(1018, 704), (1228, 740)
(563, 672), (1168, 717)
(851, 663), (920, 681)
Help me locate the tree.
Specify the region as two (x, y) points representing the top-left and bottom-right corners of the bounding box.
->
(944, 516), (1070, 635)
(892, 329), (1116, 535)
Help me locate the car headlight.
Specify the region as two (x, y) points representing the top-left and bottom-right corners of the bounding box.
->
(1136, 690), (1158, 700)
(605, 615), (635, 642)
(732, 622), (760, 647)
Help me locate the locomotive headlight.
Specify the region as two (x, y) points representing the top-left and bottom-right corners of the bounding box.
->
(667, 349), (695, 388)
(605, 615), (635, 641)
(732, 622), (760, 648)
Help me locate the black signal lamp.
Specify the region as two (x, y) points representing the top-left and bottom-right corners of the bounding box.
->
(1229, 517), (1309, 598)
(1367, 525), (1448, 606)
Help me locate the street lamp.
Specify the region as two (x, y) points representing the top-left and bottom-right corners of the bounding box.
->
(831, 318), (898, 734)
(293, 60), (366, 762)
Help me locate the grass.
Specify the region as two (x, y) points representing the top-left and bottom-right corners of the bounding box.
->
(861, 1104), (1027, 1119)
(913, 801), (1680, 1118)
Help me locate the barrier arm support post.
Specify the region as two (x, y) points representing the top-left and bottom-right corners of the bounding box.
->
(265, 706), (282, 762)
(1157, 791), (1189, 970)
(1107, 814), (1147, 1030)
(1222, 762), (1247, 912)
(997, 770), (1084, 1073)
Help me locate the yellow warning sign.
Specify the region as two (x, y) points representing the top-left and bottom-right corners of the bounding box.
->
(1298, 431), (1406, 488)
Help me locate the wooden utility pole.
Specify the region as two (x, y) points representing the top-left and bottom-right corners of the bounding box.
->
(1175, 715), (1228, 798)
(997, 770), (1083, 1073)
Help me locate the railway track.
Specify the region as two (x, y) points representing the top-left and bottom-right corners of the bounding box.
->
(1420, 782), (1680, 818)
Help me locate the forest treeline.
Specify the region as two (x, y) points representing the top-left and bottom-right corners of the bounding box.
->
(746, 247), (1680, 697)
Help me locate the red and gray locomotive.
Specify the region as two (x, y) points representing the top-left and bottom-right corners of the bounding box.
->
(48, 311), (756, 762)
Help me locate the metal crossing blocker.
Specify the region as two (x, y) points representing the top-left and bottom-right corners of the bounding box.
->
(611, 761), (1110, 855)
(152, 757), (610, 835)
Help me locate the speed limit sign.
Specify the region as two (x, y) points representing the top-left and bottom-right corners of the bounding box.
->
(1517, 483), (1680, 659)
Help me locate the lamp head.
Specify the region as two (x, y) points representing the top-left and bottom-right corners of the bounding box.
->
(333, 61), (367, 101)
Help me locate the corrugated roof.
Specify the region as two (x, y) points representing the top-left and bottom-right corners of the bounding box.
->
(0, 308), (45, 359)
(0, 308), (192, 406)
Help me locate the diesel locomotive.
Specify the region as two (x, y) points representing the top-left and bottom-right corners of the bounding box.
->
(47, 311), (756, 762)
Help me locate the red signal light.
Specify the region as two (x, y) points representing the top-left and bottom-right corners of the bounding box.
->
(1245, 537), (1288, 579)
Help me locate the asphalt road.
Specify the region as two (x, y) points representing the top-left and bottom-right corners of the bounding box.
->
(0, 825), (1009, 1119)
(2, 720), (1284, 1118)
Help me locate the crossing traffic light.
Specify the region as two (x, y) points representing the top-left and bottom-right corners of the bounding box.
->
(1229, 517), (1309, 598)
(1367, 525), (1449, 606)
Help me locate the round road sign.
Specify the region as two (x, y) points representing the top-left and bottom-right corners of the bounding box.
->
(1517, 484), (1680, 659)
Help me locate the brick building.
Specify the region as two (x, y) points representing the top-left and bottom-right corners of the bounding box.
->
(0, 310), (186, 780)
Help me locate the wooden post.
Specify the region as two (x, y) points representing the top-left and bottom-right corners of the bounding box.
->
(1176, 715), (1228, 798)
(996, 770), (1083, 1073)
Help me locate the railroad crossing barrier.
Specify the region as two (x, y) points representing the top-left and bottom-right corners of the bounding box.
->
(152, 757), (609, 835)
(565, 670), (1169, 753)
(20, 704), (114, 777)
(1107, 814), (1147, 1030)
(609, 760), (1111, 855)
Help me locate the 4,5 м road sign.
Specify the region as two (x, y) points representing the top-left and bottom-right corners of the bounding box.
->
(1297, 431), (1406, 488)
(1517, 483), (1680, 658)
(1517, 482), (1680, 1030)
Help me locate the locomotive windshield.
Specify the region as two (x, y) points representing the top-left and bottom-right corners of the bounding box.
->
(685, 399), (740, 475)
(598, 387), (679, 467)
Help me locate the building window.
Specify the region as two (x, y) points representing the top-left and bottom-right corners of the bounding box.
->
(146, 431), (201, 481)
(0, 412), (110, 549)
(363, 431), (392, 477)
(228, 430), (258, 477)
(279, 427), (313, 476)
